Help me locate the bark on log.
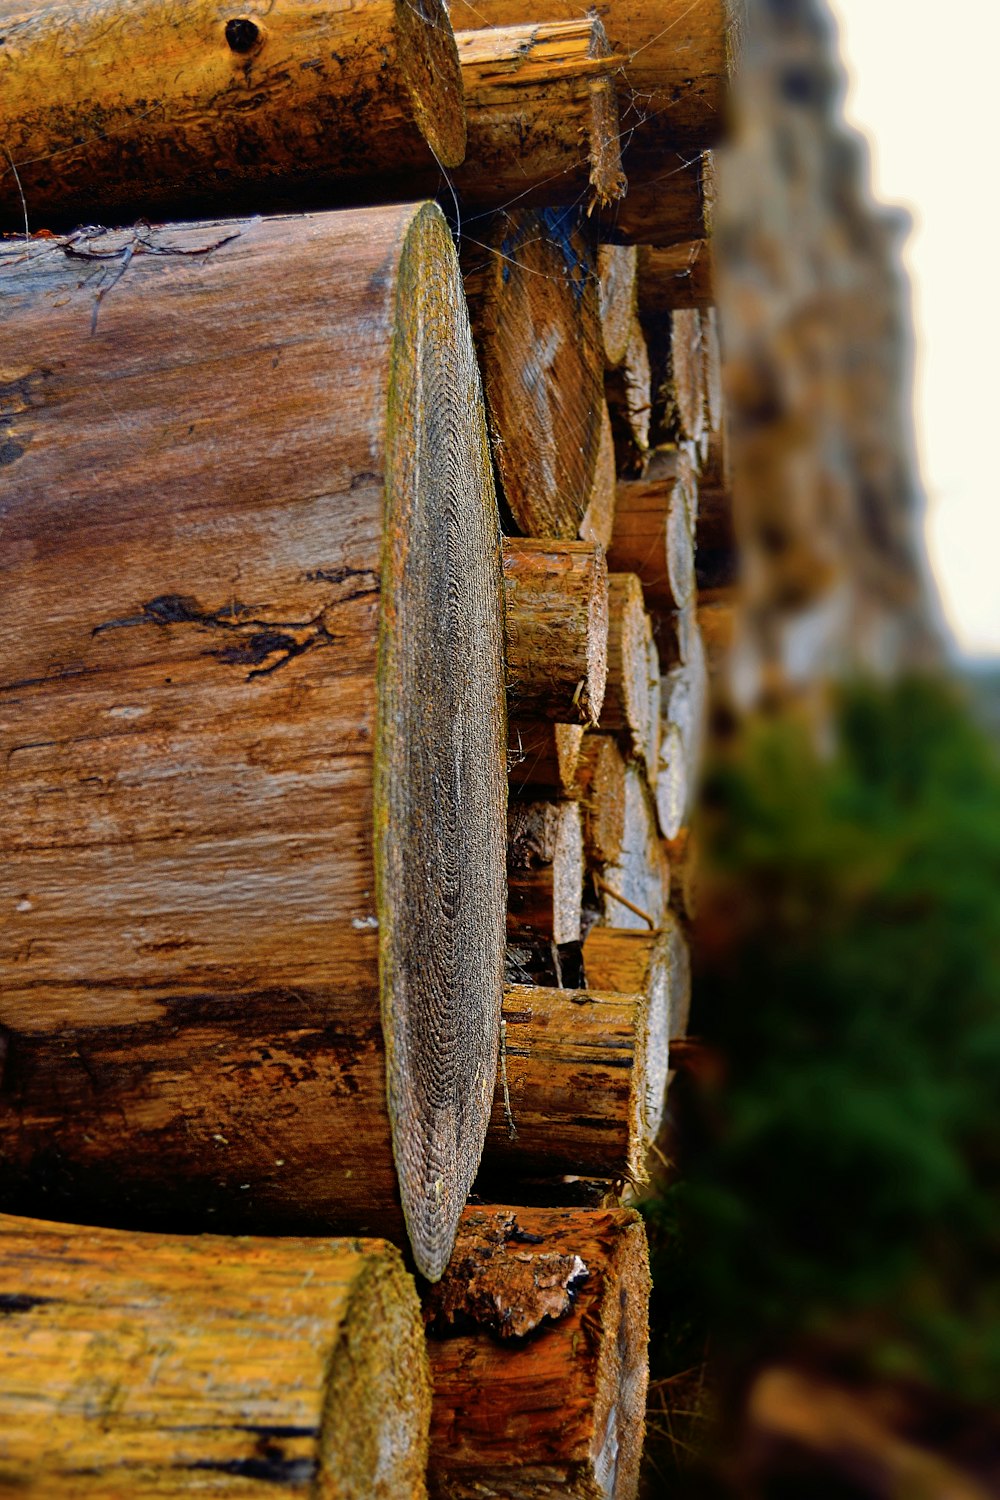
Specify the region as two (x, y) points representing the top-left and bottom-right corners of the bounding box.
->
(508, 722), (585, 798)
(503, 537), (609, 724)
(0, 1213), (430, 1498)
(455, 19), (625, 212)
(595, 764), (669, 932)
(0, 204), (506, 1283)
(638, 240), (717, 315)
(0, 0), (465, 230)
(573, 733), (628, 868)
(482, 984), (669, 1183)
(447, 0), (739, 152)
(659, 308), (706, 445)
(426, 1205), (650, 1500)
(579, 398), (618, 552)
(608, 465), (697, 615)
(507, 802), (584, 946)
(598, 244), (639, 367)
(605, 316), (652, 477)
(584, 916), (689, 1044)
(599, 148), (717, 248)
(464, 208), (605, 539)
(601, 574), (661, 782)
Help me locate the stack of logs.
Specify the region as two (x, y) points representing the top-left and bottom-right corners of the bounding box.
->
(0, 0), (738, 1494)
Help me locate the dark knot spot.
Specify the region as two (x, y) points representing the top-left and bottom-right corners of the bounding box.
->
(225, 17), (261, 53)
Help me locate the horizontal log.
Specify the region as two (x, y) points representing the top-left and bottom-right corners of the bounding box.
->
(503, 537), (608, 724)
(482, 983), (669, 1183)
(659, 308), (707, 445)
(654, 600), (703, 673)
(601, 574), (661, 782)
(0, 205), (506, 1283)
(663, 827), (699, 924)
(0, 1213), (430, 1497)
(585, 914), (690, 1044)
(464, 208), (605, 539)
(595, 763), (669, 932)
(608, 464), (697, 615)
(0, 0), (465, 229)
(508, 721), (585, 798)
(426, 1205), (650, 1500)
(600, 149), (717, 248)
(703, 306), (724, 434)
(605, 315), (653, 476)
(638, 240), (717, 315)
(507, 801), (584, 946)
(579, 397), (618, 552)
(598, 243), (639, 367)
(574, 732), (628, 868)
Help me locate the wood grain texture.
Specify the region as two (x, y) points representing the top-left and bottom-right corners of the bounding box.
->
(605, 316), (652, 477)
(601, 574), (661, 782)
(426, 1206), (650, 1500)
(507, 801), (583, 946)
(608, 465), (697, 615)
(0, 0), (465, 229)
(464, 208), (605, 539)
(596, 764), (668, 932)
(573, 733), (628, 868)
(638, 240), (716, 316)
(599, 149), (716, 248)
(597, 244), (638, 367)
(503, 537), (608, 725)
(659, 309), (707, 445)
(0, 1213), (430, 1498)
(0, 204), (506, 1283)
(584, 921), (683, 1066)
(579, 398), (618, 552)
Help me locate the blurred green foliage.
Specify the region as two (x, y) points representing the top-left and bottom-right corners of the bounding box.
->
(644, 675), (1000, 1405)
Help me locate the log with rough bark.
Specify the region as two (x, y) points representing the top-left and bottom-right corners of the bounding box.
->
(597, 243), (639, 367)
(595, 763), (669, 932)
(0, 0), (466, 230)
(481, 983), (669, 1183)
(579, 398), (618, 552)
(605, 315), (652, 476)
(638, 240), (717, 315)
(454, 18), (625, 212)
(0, 204), (506, 1283)
(503, 537), (608, 725)
(608, 461), (697, 615)
(0, 1213), (430, 1498)
(507, 801), (584, 946)
(508, 722), (585, 799)
(584, 915), (690, 1044)
(601, 573), (661, 782)
(464, 208), (605, 539)
(600, 148), (717, 248)
(574, 733), (628, 868)
(426, 1205), (650, 1500)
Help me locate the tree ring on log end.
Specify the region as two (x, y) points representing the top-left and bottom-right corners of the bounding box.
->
(394, 0), (467, 169)
(377, 202), (507, 1283)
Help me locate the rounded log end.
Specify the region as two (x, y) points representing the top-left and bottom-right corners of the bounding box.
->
(395, 0), (468, 168)
(321, 1246), (432, 1496)
(378, 201), (506, 1282)
(656, 721), (688, 841)
(590, 1212), (652, 1498)
(585, 547), (610, 724)
(552, 801), (584, 947)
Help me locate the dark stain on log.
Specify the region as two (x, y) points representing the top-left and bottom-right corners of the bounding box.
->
(186, 1454), (316, 1485)
(0, 1293), (54, 1315)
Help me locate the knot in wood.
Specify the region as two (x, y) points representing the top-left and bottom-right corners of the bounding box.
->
(224, 17), (261, 53)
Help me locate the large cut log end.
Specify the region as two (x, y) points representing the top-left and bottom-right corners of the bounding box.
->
(396, 0), (468, 168)
(378, 201), (507, 1282)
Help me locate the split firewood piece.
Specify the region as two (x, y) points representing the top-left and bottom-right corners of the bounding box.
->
(0, 1213), (430, 1499)
(508, 722), (585, 798)
(656, 721), (688, 840)
(638, 240), (717, 316)
(0, 0), (466, 230)
(455, 18), (625, 211)
(508, 802), (584, 946)
(600, 148), (717, 247)
(503, 537), (609, 724)
(585, 913), (690, 1044)
(464, 208), (605, 538)
(426, 1205), (650, 1500)
(579, 398), (618, 551)
(481, 983), (670, 1183)
(573, 733), (628, 868)
(659, 308), (707, 446)
(608, 460), (698, 615)
(595, 763), (669, 932)
(448, 0), (739, 152)
(0, 204), (506, 1284)
(601, 574), (661, 781)
(598, 243), (639, 366)
(702, 306), (724, 435)
(605, 315), (653, 476)
(663, 827), (699, 924)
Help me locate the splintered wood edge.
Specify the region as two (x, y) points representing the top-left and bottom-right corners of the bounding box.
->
(394, 0), (467, 167)
(591, 1215), (652, 1496)
(377, 201), (507, 1283)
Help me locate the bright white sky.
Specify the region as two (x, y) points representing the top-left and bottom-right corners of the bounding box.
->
(826, 0), (1000, 657)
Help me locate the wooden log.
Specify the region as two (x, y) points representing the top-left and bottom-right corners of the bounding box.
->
(584, 914), (690, 1043)
(605, 315), (652, 476)
(608, 464), (697, 615)
(573, 733), (628, 868)
(638, 240), (717, 316)
(482, 983), (669, 1183)
(655, 721), (688, 840)
(503, 537), (608, 724)
(426, 1205), (650, 1500)
(0, 204), (506, 1283)
(507, 802), (584, 946)
(698, 595), (738, 677)
(654, 599), (703, 673)
(663, 827), (699, 924)
(597, 243), (639, 367)
(601, 573), (660, 781)
(464, 208), (605, 539)
(454, 19), (625, 212)
(702, 306), (724, 434)
(663, 658), (709, 796)
(447, 0), (738, 152)
(579, 397), (618, 552)
(595, 763), (669, 932)
(0, 0), (466, 230)
(508, 722), (585, 799)
(599, 148), (717, 248)
(0, 1213), (430, 1498)
(659, 308), (706, 445)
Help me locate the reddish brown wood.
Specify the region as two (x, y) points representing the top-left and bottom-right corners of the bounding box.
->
(508, 722), (585, 798)
(573, 732), (629, 869)
(605, 316), (653, 476)
(608, 461), (697, 615)
(579, 398), (618, 552)
(601, 149), (717, 248)
(503, 537), (609, 724)
(598, 243), (639, 367)
(638, 240), (717, 315)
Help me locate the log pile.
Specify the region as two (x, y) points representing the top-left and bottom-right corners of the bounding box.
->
(0, 1), (739, 1492)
